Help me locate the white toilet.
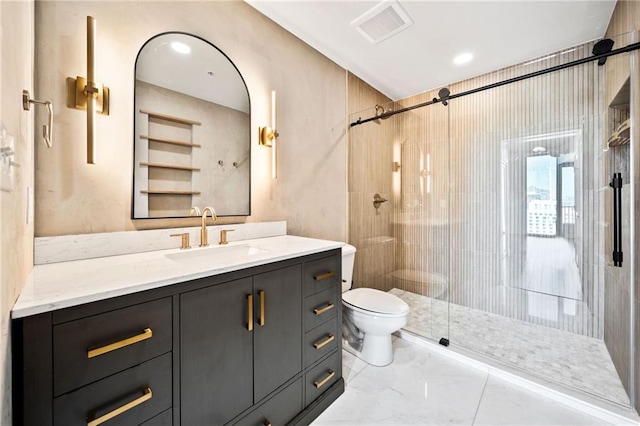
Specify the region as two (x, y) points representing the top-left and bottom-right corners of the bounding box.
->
(341, 244), (409, 366)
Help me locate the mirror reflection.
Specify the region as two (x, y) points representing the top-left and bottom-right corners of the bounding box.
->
(133, 32), (250, 219)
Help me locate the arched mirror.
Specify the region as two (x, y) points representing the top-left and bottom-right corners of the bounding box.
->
(133, 32), (250, 219)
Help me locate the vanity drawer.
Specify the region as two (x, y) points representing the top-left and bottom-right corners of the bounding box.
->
(53, 297), (172, 396)
(53, 352), (172, 426)
(304, 286), (339, 332)
(305, 350), (341, 407)
(304, 317), (339, 368)
(234, 378), (303, 426)
(303, 255), (341, 297)
(140, 409), (172, 426)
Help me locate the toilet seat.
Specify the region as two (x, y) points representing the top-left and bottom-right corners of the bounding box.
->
(342, 288), (409, 317)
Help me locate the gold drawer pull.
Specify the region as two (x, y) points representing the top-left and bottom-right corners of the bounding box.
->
(87, 387), (152, 426)
(87, 328), (152, 359)
(264, 421), (272, 426)
(313, 271), (335, 281)
(313, 302), (335, 315)
(247, 294), (254, 332)
(313, 334), (335, 350)
(259, 290), (265, 326)
(314, 370), (335, 389)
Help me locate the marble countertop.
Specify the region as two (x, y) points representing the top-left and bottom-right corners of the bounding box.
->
(13, 235), (344, 319)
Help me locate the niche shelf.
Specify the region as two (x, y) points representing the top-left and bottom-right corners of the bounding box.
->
(140, 109), (201, 126)
(140, 135), (201, 148)
(141, 190), (201, 195)
(606, 78), (630, 184)
(140, 162), (201, 172)
(138, 109), (202, 217)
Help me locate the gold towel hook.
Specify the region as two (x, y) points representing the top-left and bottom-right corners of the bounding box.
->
(22, 90), (53, 148)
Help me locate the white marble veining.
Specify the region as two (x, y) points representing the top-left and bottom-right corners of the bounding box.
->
(35, 221), (286, 264)
(14, 234), (342, 318)
(313, 339), (627, 426)
(389, 288), (631, 407)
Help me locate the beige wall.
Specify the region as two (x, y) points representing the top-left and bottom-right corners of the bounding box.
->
(35, 1), (347, 242)
(0, 0), (35, 423)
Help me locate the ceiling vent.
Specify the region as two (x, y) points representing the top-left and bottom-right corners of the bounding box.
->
(351, 0), (413, 44)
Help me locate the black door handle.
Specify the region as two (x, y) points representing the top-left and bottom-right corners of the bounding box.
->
(609, 173), (623, 267)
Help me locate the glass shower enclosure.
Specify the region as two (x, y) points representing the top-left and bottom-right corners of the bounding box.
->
(347, 33), (636, 408)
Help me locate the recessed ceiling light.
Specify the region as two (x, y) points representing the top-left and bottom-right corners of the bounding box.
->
(171, 41), (191, 54)
(453, 52), (473, 65)
(532, 146), (546, 153)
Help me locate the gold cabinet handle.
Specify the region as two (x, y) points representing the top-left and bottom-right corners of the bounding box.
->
(313, 370), (335, 389)
(263, 421), (272, 426)
(247, 294), (253, 332)
(258, 290), (265, 326)
(313, 334), (335, 350)
(313, 271), (335, 281)
(313, 302), (335, 315)
(87, 387), (152, 426)
(87, 328), (153, 359)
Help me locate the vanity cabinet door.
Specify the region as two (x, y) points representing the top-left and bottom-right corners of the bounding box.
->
(253, 265), (302, 403)
(180, 277), (254, 425)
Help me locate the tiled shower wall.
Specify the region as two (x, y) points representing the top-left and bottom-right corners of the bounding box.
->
(604, 0), (640, 411)
(347, 73), (395, 292)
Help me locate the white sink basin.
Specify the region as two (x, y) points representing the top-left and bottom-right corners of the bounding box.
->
(165, 243), (268, 263)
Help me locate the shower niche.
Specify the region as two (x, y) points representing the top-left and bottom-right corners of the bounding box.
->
(604, 76), (633, 396)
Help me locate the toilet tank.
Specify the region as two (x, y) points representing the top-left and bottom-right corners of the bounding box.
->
(341, 244), (357, 293)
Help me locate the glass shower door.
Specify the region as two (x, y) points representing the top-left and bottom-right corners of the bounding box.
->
(391, 96), (450, 344)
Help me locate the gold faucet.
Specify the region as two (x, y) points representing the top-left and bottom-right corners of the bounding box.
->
(200, 206), (217, 247)
(190, 206), (201, 217)
(219, 229), (235, 245)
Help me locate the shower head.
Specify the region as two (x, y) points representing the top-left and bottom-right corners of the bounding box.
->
(593, 38), (614, 66)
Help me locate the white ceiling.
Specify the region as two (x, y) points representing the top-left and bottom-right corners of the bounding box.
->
(246, 0), (616, 101)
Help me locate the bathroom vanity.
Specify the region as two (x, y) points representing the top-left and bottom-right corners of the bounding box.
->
(12, 234), (344, 426)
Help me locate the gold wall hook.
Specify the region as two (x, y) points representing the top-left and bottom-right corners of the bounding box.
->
(22, 90), (53, 148)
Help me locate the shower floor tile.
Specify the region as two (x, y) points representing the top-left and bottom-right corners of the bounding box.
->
(389, 288), (631, 407)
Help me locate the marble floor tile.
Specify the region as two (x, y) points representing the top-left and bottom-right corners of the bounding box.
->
(314, 339), (488, 425)
(473, 376), (611, 426)
(313, 340), (618, 426)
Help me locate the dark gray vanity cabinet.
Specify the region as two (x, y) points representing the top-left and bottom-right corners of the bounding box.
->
(180, 265), (302, 425)
(180, 277), (254, 425)
(12, 249), (344, 426)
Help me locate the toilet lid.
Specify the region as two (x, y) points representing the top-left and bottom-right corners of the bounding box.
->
(342, 288), (409, 315)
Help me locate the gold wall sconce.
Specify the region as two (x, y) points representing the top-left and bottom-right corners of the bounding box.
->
(66, 16), (110, 164)
(259, 91), (278, 179)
